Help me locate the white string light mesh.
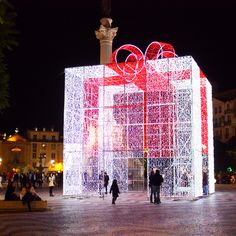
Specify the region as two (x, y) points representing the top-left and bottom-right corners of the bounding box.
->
(63, 42), (214, 198)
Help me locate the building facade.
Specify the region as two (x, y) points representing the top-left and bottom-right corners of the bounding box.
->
(213, 89), (236, 143)
(0, 128), (63, 173)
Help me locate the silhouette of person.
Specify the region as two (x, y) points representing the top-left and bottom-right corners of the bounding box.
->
(149, 168), (155, 203)
(110, 179), (120, 204)
(152, 169), (163, 204)
(104, 172), (109, 194)
(203, 171), (209, 195)
(4, 181), (20, 201)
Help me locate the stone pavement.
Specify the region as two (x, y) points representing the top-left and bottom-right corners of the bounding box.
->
(0, 185), (236, 236)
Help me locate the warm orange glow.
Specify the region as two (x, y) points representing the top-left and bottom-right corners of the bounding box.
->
(55, 162), (63, 172)
(7, 134), (26, 142)
(48, 162), (63, 172)
(11, 147), (22, 152)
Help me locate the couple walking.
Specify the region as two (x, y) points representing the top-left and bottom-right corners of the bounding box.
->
(149, 168), (164, 204)
(98, 170), (120, 204)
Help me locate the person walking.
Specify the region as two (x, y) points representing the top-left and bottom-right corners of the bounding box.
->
(48, 173), (55, 197)
(152, 169), (163, 204)
(104, 172), (109, 194)
(109, 179), (120, 205)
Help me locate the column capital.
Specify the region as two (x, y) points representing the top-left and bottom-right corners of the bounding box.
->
(95, 17), (118, 42)
(95, 17), (118, 64)
(95, 27), (118, 42)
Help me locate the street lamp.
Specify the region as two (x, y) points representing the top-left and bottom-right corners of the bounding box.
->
(50, 160), (55, 172)
(0, 158), (2, 171)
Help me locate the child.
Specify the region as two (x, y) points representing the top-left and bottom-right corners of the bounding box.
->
(109, 179), (120, 204)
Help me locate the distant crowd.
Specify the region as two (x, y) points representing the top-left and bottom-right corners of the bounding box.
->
(0, 171), (63, 190)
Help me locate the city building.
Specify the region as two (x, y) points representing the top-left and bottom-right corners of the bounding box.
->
(0, 128), (63, 173)
(213, 88), (236, 143)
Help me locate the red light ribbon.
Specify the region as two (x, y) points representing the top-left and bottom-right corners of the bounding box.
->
(108, 41), (177, 90)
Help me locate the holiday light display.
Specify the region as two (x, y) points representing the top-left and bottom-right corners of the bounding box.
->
(63, 41), (214, 198)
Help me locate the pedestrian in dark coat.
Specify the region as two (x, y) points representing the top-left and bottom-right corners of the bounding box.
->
(152, 169), (164, 204)
(104, 172), (109, 194)
(202, 171), (209, 195)
(109, 179), (120, 204)
(4, 181), (20, 201)
(149, 168), (155, 203)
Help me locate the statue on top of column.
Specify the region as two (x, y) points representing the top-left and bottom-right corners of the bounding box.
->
(101, 0), (111, 18)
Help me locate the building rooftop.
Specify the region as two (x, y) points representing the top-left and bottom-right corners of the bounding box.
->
(7, 134), (26, 142)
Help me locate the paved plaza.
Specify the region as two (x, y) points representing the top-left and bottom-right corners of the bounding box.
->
(0, 184), (236, 236)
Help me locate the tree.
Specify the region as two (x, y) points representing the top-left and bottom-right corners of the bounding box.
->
(0, 0), (18, 111)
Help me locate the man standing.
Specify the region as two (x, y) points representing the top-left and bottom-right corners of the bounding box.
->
(152, 169), (164, 204)
(202, 171), (209, 195)
(104, 172), (109, 194)
(149, 168), (155, 203)
(48, 173), (55, 197)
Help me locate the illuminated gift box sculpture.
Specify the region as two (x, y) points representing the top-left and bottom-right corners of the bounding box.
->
(63, 42), (214, 198)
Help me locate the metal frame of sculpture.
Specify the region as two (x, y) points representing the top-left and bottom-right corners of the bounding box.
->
(63, 41), (214, 198)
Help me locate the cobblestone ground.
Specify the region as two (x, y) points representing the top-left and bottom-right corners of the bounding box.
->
(0, 185), (236, 236)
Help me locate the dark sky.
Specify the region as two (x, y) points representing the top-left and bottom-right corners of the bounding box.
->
(1, 0), (236, 135)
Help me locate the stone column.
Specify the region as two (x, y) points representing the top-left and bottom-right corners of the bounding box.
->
(95, 18), (118, 65)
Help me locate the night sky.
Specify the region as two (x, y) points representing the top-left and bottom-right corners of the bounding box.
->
(1, 0), (236, 135)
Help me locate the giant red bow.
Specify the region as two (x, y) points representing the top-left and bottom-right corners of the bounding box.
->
(106, 41), (177, 90)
